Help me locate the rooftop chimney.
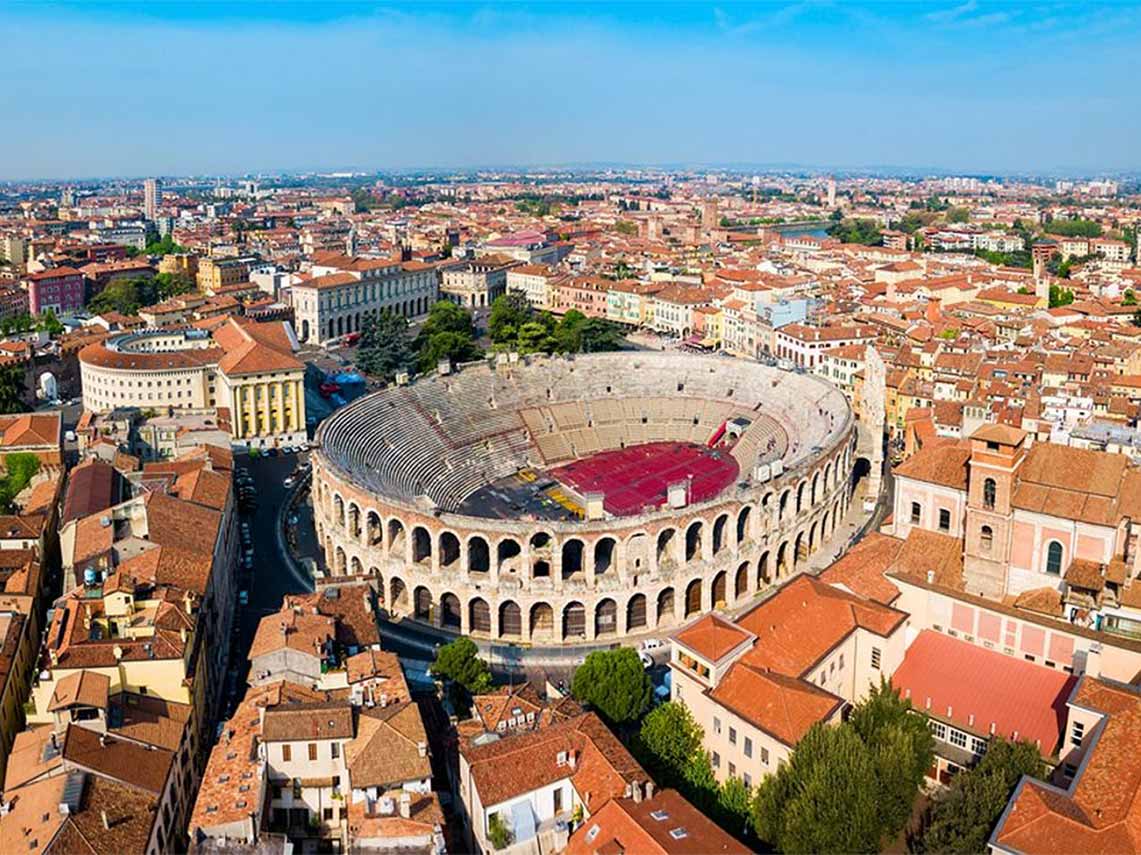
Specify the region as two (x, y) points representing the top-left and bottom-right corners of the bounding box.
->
(399, 792), (411, 819)
(101, 811), (110, 831)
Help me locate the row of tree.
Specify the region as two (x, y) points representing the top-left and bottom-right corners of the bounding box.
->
(489, 292), (625, 354)
(87, 273), (196, 316)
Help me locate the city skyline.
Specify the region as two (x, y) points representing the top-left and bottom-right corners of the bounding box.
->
(2, 1), (1139, 179)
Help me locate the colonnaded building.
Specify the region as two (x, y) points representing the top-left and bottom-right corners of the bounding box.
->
(312, 352), (861, 645)
(78, 315), (307, 449)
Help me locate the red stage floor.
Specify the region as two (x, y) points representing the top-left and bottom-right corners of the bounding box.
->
(551, 441), (740, 517)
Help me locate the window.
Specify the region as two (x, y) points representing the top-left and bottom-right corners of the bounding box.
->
(728, 762), (736, 777)
(323, 808), (334, 821)
(949, 729), (968, 749)
(983, 478), (996, 509)
(981, 525), (993, 553)
(938, 509), (951, 532)
(1046, 541), (1064, 575)
(971, 737), (989, 756)
(713, 717), (721, 735)
(308, 743), (318, 762)
(282, 745), (291, 762)
(744, 737), (753, 758)
(331, 743), (340, 760)
(910, 502), (921, 524)
(712, 752), (720, 768)
(761, 747), (770, 765)
(929, 720), (947, 741)
(871, 647), (882, 670)
(729, 727), (737, 745)
(1071, 721), (1085, 748)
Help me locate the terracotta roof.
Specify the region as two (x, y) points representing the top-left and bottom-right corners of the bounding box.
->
(673, 614), (753, 663)
(893, 439), (972, 490)
(261, 701), (354, 742)
(0, 413), (60, 449)
(61, 724), (173, 796)
(345, 701), (431, 788)
(47, 670), (110, 712)
(710, 662), (843, 747)
(818, 531), (904, 605)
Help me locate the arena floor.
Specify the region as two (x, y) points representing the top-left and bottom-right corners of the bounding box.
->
(551, 441), (740, 517)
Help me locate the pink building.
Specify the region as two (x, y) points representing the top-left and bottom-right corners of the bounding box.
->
(26, 266), (85, 315)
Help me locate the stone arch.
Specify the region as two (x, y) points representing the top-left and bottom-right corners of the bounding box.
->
(439, 532), (460, 569)
(626, 593), (648, 632)
(796, 480), (808, 514)
(736, 506), (752, 545)
(595, 598), (618, 637)
(334, 494), (345, 527)
(808, 521), (818, 553)
(776, 541), (790, 578)
(350, 555), (363, 575)
(389, 577), (409, 612)
(413, 586), (432, 622)
(794, 531), (806, 568)
(758, 551), (772, 585)
(530, 532), (553, 577)
(499, 601), (522, 638)
(562, 538), (584, 579)
(334, 546), (346, 575)
(387, 519), (406, 559)
(684, 579), (702, 617)
(594, 537), (617, 575)
(735, 561), (749, 600)
(469, 597), (491, 634)
(811, 471), (820, 506)
(497, 538), (522, 574)
(711, 571), (727, 608)
(821, 511), (830, 542)
(656, 528), (677, 569)
(824, 463), (832, 492)
(348, 503), (361, 539)
(779, 489), (791, 521)
(563, 602), (586, 641)
(684, 520), (703, 563)
(412, 526), (432, 565)
(530, 602), (555, 641)
(656, 588), (675, 627)
(468, 536), (490, 574)
(712, 514), (729, 556)
(440, 593), (461, 630)
(366, 510), (382, 546)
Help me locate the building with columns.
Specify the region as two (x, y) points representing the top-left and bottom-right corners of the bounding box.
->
(78, 316), (307, 449)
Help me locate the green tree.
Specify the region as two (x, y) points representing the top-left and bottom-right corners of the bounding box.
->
(1049, 284), (1075, 308)
(516, 320), (555, 354)
(716, 774), (753, 836)
(827, 218), (883, 245)
(429, 637), (492, 694)
(154, 272), (194, 300)
(915, 739), (1044, 854)
(351, 187), (376, 213)
(356, 309), (415, 383)
(0, 452), (40, 510)
(415, 301), (481, 371)
(570, 647), (651, 725)
(487, 811), (512, 849)
(0, 365), (28, 416)
(946, 206), (971, 224)
(636, 701), (704, 782)
(488, 291), (533, 344)
(142, 234), (187, 255)
(35, 310), (64, 335)
(614, 220), (637, 236)
(1124, 289), (1136, 306)
(752, 723), (883, 854)
(1045, 218), (1102, 238)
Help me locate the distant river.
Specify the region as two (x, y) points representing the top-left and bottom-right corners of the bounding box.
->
(770, 221), (831, 240)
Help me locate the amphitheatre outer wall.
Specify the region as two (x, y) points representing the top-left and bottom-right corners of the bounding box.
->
(311, 353), (858, 646)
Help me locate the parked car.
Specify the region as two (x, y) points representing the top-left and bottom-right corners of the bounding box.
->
(284, 476), (296, 488)
(238, 590), (249, 605)
(639, 651), (654, 669)
(640, 638), (664, 652)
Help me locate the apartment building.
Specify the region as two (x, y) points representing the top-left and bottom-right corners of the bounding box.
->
(440, 255), (518, 309)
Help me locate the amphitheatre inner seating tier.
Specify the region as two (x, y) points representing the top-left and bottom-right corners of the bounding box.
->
(318, 353), (850, 513)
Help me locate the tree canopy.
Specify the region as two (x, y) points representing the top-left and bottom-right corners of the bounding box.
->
(827, 218), (883, 246)
(750, 681), (934, 852)
(429, 637), (492, 695)
(414, 300), (482, 371)
(915, 738), (1044, 854)
(356, 309), (415, 383)
(489, 292), (626, 356)
(0, 452), (40, 510)
(86, 273), (194, 315)
(0, 364), (28, 415)
(570, 647), (651, 725)
(1045, 217), (1102, 238)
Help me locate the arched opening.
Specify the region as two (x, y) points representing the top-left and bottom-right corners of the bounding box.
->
(656, 588), (675, 627)
(499, 601), (522, 638)
(412, 527), (432, 565)
(469, 598), (491, 634)
(779, 489), (790, 521)
(334, 495), (345, 527)
(808, 521), (818, 554)
(440, 593), (461, 630)
(350, 555), (363, 575)
(656, 529), (676, 569)
(595, 598), (617, 637)
(367, 511), (382, 546)
(627, 594), (647, 632)
(821, 511), (830, 542)
(684, 579), (702, 617)
(562, 539), (584, 579)
(776, 541), (789, 578)
(389, 578), (408, 612)
(711, 571), (727, 608)
(439, 532), (460, 569)
(712, 514), (728, 556)
(851, 456), (872, 488)
(1046, 541), (1064, 575)
(594, 537), (616, 575)
(530, 602), (554, 640)
(823, 463), (832, 492)
(335, 547), (346, 575)
(387, 519), (406, 558)
(468, 536), (490, 575)
(794, 531), (806, 567)
(413, 587), (432, 621)
(497, 538), (522, 573)
(685, 521), (703, 563)
(811, 472), (820, 506)
(563, 602), (586, 640)
(980, 525), (994, 553)
(625, 533), (648, 576)
(735, 561), (749, 600)
(348, 503), (361, 539)
(530, 532), (552, 577)
(736, 506), (752, 545)
(796, 481), (807, 514)
(983, 477), (997, 510)
(758, 551), (771, 585)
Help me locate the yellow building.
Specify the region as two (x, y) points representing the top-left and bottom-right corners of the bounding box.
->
(196, 255), (258, 294)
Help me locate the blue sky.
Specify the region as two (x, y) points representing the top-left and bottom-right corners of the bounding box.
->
(2, 1), (1138, 179)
